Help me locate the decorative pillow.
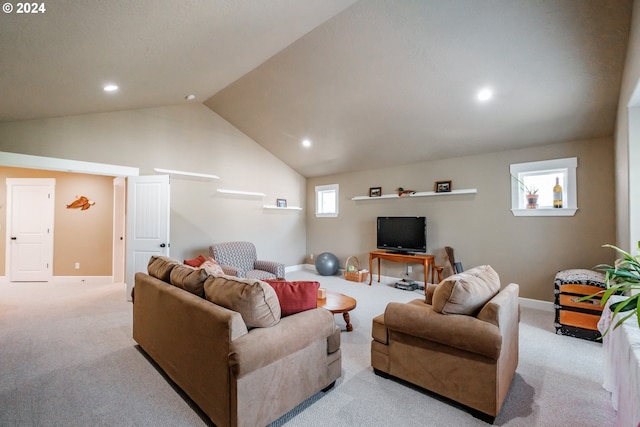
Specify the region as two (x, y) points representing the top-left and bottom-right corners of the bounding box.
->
(170, 265), (209, 298)
(147, 256), (180, 282)
(201, 257), (225, 276)
(432, 265), (500, 316)
(203, 276), (281, 328)
(424, 282), (438, 305)
(264, 279), (320, 316)
(184, 255), (206, 267)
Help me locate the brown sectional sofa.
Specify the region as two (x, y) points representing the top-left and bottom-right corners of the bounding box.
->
(371, 265), (519, 422)
(133, 256), (342, 427)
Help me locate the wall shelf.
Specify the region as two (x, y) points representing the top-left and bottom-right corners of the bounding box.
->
(154, 168), (220, 180)
(216, 189), (265, 197)
(263, 205), (303, 211)
(351, 188), (477, 201)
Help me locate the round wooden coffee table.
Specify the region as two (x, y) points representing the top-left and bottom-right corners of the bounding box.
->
(317, 291), (357, 331)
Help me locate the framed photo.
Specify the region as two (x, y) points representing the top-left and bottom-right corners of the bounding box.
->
(369, 187), (382, 197)
(435, 180), (452, 193)
(276, 198), (287, 208)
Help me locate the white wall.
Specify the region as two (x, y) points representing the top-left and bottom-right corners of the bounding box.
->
(615, 0), (640, 252)
(0, 104), (307, 268)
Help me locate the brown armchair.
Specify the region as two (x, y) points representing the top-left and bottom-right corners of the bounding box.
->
(371, 265), (519, 422)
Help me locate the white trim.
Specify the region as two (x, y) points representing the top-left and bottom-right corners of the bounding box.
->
(51, 276), (114, 285)
(510, 157), (577, 216)
(519, 297), (554, 312)
(315, 184), (339, 217)
(511, 208), (578, 217)
(0, 276), (114, 285)
(285, 264), (306, 273)
(0, 151), (139, 176)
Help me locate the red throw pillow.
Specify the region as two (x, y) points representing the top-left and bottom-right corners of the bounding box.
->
(265, 280), (320, 316)
(184, 255), (206, 267)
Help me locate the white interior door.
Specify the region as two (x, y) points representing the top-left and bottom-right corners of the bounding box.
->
(125, 175), (170, 299)
(6, 178), (55, 282)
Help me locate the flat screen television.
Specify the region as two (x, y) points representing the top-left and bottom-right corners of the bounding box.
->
(376, 216), (426, 254)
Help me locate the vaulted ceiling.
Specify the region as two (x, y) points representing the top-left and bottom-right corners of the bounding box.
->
(0, 0), (633, 177)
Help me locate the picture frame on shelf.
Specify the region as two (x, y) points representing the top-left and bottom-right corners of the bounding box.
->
(276, 198), (287, 208)
(435, 180), (452, 193)
(369, 187), (382, 197)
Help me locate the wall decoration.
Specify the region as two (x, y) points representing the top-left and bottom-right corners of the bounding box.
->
(434, 181), (452, 193)
(369, 187), (382, 197)
(276, 198), (287, 208)
(66, 195), (96, 210)
(397, 187), (416, 197)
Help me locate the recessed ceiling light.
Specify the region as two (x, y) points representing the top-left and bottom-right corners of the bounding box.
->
(186, 94), (196, 100)
(302, 139), (312, 148)
(103, 84), (119, 92)
(477, 87), (493, 102)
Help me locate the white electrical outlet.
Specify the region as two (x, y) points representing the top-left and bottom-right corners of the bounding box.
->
(75, 262), (80, 269)
(407, 265), (412, 273)
(310, 253), (314, 260)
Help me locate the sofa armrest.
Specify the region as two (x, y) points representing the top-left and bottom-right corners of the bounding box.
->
(230, 308), (336, 378)
(384, 301), (502, 360)
(219, 264), (240, 277)
(254, 260), (285, 278)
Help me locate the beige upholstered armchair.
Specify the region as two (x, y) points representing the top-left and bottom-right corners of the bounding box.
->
(209, 241), (285, 280)
(371, 265), (520, 422)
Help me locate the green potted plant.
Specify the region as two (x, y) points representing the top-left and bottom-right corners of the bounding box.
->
(511, 175), (538, 208)
(582, 244), (640, 336)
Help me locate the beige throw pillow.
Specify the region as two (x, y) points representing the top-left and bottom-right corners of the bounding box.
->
(170, 265), (209, 298)
(147, 256), (180, 282)
(204, 276), (281, 328)
(432, 265), (500, 316)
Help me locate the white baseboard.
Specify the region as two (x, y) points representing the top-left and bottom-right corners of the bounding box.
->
(519, 297), (554, 312)
(285, 264), (307, 273)
(51, 276), (114, 285)
(0, 275), (114, 285)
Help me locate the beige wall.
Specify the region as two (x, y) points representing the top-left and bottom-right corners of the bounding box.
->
(0, 104), (308, 274)
(307, 137), (616, 302)
(615, 0), (640, 252)
(0, 167), (113, 276)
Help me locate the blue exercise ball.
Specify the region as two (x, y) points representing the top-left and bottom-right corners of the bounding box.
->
(315, 252), (339, 276)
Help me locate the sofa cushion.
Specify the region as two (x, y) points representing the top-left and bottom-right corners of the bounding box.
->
(204, 276), (281, 328)
(264, 279), (320, 316)
(170, 265), (209, 298)
(184, 255), (206, 267)
(201, 257), (225, 276)
(147, 256), (180, 282)
(432, 265), (500, 316)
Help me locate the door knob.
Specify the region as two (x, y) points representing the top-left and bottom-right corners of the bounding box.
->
(160, 243), (166, 248)
(11, 237), (17, 240)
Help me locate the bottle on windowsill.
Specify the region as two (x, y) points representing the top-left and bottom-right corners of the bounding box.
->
(553, 177), (563, 208)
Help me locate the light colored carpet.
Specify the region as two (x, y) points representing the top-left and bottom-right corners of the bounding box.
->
(0, 269), (616, 426)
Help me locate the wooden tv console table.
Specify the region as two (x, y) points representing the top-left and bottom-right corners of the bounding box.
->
(368, 250), (436, 291)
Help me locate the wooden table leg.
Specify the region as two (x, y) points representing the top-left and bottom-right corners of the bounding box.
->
(368, 254), (374, 285)
(424, 259), (429, 288)
(343, 312), (353, 332)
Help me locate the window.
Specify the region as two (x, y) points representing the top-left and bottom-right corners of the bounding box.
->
(315, 184), (339, 217)
(510, 157), (577, 216)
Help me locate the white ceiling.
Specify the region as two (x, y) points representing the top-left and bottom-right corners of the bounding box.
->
(0, 0), (633, 177)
